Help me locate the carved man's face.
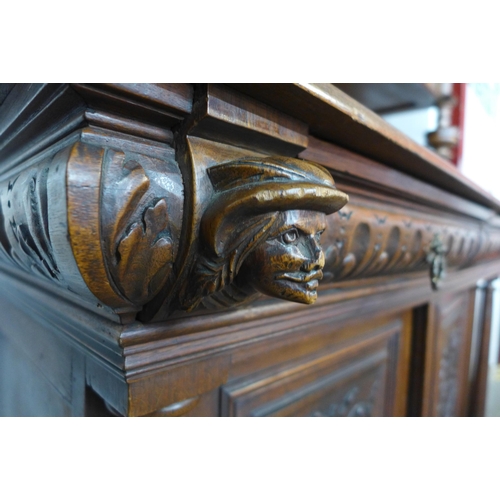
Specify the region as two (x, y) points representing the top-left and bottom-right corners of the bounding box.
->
(240, 210), (326, 304)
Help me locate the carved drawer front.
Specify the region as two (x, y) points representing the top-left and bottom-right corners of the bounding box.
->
(423, 291), (475, 416)
(221, 316), (410, 417)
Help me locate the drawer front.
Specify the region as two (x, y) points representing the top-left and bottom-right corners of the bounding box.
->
(221, 313), (411, 417)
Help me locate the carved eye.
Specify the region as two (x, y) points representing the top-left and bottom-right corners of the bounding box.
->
(315, 230), (324, 241)
(281, 229), (299, 244)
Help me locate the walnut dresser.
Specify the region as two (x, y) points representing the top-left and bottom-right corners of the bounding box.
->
(1, 83), (499, 417)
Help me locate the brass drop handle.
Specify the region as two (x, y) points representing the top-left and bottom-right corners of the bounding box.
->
(427, 234), (447, 290)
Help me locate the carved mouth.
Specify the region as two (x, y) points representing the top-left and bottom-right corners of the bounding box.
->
(275, 270), (323, 285)
(305, 280), (319, 291)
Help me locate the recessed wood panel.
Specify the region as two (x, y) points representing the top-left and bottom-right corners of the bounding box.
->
(422, 291), (475, 416)
(221, 313), (411, 417)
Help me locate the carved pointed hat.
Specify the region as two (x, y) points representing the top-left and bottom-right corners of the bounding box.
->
(202, 156), (349, 256)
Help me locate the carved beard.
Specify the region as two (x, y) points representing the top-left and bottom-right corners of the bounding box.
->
(180, 213), (281, 312)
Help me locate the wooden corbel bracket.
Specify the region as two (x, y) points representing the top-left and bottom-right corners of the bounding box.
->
(142, 137), (349, 321)
(0, 132), (348, 323)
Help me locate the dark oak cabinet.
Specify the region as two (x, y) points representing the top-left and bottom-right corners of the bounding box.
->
(0, 83), (498, 417)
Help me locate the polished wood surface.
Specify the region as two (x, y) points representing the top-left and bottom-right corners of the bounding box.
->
(1, 83), (499, 416)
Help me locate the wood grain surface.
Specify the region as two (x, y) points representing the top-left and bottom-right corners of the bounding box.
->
(1, 83), (499, 416)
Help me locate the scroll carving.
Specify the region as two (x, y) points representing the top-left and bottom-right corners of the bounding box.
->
(101, 156), (177, 306)
(0, 140), (184, 315)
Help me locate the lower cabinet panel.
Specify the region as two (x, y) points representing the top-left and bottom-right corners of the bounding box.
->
(247, 351), (388, 417)
(422, 290), (475, 417)
(221, 312), (412, 417)
(0, 331), (73, 417)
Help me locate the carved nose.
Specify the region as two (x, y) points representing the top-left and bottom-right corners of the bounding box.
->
(301, 238), (324, 272)
(302, 260), (322, 272)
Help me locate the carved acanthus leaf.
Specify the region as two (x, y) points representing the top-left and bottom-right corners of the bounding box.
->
(109, 160), (150, 250)
(99, 153), (179, 307)
(115, 199), (173, 305)
(0, 167), (60, 282)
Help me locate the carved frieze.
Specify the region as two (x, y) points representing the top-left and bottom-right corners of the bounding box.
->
(0, 162), (61, 282)
(1, 119), (500, 323)
(0, 146), (95, 300)
(321, 198), (500, 285)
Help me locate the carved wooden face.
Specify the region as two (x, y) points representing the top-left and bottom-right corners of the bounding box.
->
(240, 210), (326, 304)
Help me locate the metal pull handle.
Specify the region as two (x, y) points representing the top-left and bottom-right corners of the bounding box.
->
(427, 234), (447, 290)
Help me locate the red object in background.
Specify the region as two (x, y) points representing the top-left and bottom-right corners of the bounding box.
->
(451, 83), (466, 168)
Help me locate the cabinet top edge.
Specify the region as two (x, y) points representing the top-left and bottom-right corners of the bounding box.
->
(2, 83), (499, 212)
(228, 83), (500, 213)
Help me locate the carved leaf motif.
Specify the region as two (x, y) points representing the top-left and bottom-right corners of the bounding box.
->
(116, 199), (173, 305)
(311, 372), (382, 417)
(24, 169), (59, 278)
(110, 160), (150, 251)
(4, 169), (60, 281)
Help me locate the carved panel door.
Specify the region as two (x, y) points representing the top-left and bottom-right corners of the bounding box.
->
(422, 291), (475, 417)
(221, 312), (412, 417)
